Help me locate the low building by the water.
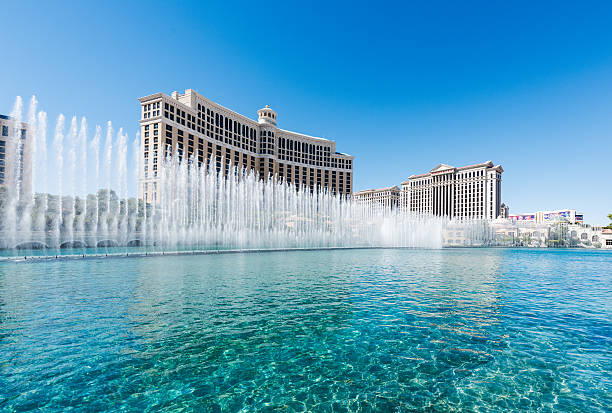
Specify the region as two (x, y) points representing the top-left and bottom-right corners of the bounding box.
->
(353, 186), (400, 211)
(400, 161), (504, 220)
(138, 89), (354, 204)
(601, 229), (612, 249)
(0, 114), (30, 195)
(444, 219), (612, 249)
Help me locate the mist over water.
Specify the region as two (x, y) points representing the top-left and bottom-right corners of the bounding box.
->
(0, 97), (492, 253)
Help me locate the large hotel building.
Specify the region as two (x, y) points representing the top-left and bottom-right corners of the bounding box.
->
(0, 115), (30, 194)
(353, 186), (400, 211)
(400, 161), (504, 219)
(138, 89), (353, 203)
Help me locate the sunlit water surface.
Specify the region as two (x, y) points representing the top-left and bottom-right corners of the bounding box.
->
(1, 248), (610, 411)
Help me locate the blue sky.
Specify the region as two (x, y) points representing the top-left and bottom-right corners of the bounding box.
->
(1, 1), (611, 225)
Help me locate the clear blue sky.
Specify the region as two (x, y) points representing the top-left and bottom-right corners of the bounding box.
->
(1, 1), (611, 225)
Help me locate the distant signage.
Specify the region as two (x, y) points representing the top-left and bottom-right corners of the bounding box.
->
(575, 214), (583, 222)
(543, 210), (571, 221)
(509, 214), (535, 221)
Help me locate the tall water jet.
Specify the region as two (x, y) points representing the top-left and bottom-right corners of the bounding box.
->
(91, 125), (101, 235)
(77, 117), (88, 235)
(116, 128), (127, 244)
(66, 116), (78, 245)
(131, 132), (141, 244)
(19, 96), (38, 243)
(35, 111), (48, 233)
(102, 121), (113, 243)
(2, 97), (23, 249)
(53, 114), (65, 249)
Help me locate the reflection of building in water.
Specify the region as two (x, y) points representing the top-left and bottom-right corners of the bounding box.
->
(353, 186), (400, 211)
(0, 115), (30, 195)
(508, 209), (583, 224)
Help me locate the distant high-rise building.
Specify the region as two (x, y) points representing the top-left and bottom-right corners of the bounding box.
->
(400, 161), (503, 219)
(0, 115), (30, 195)
(353, 186), (400, 211)
(499, 203), (509, 219)
(138, 89), (354, 204)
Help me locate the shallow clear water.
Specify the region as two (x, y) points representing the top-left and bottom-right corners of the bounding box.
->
(0, 248), (610, 412)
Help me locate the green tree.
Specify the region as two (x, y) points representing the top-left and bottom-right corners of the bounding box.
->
(605, 213), (612, 229)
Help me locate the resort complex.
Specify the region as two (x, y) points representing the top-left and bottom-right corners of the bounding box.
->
(0, 94), (609, 251)
(138, 89), (354, 204)
(4, 5), (612, 412)
(400, 161), (504, 219)
(350, 160), (612, 249)
(354, 161), (504, 219)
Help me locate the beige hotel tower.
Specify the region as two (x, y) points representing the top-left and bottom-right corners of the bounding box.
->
(400, 161), (503, 219)
(138, 89), (353, 203)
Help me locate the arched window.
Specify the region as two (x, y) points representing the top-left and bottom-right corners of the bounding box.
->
(592, 235), (599, 242)
(581, 233), (588, 240)
(571, 230), (577, 237)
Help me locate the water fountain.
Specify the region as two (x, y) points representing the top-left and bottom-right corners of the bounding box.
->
(0, 97), (495, 256)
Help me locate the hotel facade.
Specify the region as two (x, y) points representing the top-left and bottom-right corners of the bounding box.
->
(353, 186), (400, 211)
(400, 161), (503, 219)
(0, 115), (30, 194)
(138, 89), (353, 203)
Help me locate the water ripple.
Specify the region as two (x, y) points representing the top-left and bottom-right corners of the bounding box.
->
(0, 248), (610, 411)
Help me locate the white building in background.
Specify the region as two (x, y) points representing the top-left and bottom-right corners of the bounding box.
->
(601, 229), (612, 249)
(138, 89), (354, 204)
(567, 224), (611, 248)
(353, 186), (400, 211)
(0, 114), (30, 195)
(400, 161), (503, 219)
(442, 220), (612, 249)
(508, 209), (583, 224)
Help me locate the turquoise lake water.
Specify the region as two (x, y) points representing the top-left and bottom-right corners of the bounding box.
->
(0, 248), (610, 411)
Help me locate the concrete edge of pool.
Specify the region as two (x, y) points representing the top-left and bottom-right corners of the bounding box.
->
(2, 245), (608, 264)
(0, 246), (393, 263)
